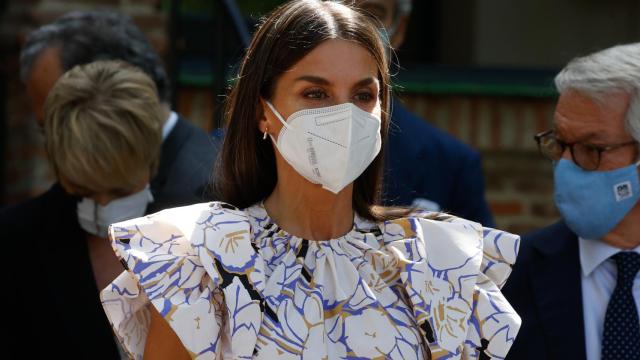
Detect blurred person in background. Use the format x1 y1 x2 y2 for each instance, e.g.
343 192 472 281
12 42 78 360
19 10 217 212
5 60 162 358
350 0 495 226
3 10 216 359
503 43 640 360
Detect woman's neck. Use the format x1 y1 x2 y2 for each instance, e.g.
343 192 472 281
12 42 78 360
264 165 354 241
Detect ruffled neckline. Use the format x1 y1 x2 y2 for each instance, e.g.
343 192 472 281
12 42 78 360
245 202 377 243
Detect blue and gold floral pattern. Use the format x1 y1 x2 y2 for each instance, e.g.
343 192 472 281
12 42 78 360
101 202 521 359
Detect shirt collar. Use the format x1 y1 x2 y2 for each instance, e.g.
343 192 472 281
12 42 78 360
162 111 179 140
579 237 640 276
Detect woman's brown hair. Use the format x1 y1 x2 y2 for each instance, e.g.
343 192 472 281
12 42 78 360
214 0 408 221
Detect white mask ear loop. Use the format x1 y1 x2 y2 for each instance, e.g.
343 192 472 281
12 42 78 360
265 101 291 129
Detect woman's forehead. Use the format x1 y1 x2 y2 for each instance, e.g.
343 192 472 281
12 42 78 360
282 39 379 84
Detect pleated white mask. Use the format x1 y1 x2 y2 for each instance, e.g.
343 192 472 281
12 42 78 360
266 101 382 194
77 185 154 237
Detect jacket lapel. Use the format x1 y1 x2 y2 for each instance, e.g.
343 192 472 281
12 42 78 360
530 221 586 359
151 116 191 195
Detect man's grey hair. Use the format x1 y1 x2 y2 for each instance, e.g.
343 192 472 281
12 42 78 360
20 10 170 103
555 43 640 143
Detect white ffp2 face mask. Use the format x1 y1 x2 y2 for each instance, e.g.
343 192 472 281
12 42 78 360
266 101 382 194
77 185 154 237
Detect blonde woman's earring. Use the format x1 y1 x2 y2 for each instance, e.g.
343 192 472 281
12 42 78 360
263 128 268 140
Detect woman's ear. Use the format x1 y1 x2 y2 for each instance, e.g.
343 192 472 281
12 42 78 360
257 98 269 134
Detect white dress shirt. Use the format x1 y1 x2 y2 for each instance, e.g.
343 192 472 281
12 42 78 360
162 111 179 140
579 237 640 360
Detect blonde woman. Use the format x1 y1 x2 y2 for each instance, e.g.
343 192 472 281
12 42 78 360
4 60 163 358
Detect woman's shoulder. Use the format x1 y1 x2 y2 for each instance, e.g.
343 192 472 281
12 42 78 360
110 201 247 238
380 210 519 287
380 210 485 246
109 201 258 276
376 211 521 356
103 201 264 359
382 210 517 244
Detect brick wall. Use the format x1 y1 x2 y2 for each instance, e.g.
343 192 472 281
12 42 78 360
1 0 561 235
399 93 560 234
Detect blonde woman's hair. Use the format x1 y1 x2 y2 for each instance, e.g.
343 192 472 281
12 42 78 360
44 60 163 193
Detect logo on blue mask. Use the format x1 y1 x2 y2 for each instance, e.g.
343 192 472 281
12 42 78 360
554 159 640 240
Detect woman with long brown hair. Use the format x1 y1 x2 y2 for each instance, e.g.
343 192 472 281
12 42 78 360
101 1 521 359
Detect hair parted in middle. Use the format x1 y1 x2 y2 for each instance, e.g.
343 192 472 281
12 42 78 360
44 60 163 193
214 0 408 221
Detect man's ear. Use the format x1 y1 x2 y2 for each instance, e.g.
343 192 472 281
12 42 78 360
391 15 409 49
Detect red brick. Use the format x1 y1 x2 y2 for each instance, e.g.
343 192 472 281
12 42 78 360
490 201 524 216
531 202 559 218
512 178 554 194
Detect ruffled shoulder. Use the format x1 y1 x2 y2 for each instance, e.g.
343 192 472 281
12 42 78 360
100 202 265 359
381 212 521 359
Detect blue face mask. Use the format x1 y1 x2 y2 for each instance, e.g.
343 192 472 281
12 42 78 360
554 158 640 240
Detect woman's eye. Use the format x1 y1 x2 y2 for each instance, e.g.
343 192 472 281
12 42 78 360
354 92 374 102
303 89 328 99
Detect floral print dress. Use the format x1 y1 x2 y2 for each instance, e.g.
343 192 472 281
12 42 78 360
101 202 521 359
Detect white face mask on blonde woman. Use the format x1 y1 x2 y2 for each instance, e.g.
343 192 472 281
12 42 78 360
77 185 154 237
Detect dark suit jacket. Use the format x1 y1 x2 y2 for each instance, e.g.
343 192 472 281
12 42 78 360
501 221 587 360
148 115 219 212
384 100 495 226
3 116 218 359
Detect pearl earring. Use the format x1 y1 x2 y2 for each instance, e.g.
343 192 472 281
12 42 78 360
263 127 268 140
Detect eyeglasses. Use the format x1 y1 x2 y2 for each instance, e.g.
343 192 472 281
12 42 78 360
534 130 638 171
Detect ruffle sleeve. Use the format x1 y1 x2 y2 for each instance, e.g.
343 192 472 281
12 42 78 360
100 202 265 360
382 213 521 359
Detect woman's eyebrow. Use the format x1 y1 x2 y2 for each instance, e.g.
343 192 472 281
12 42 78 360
353 77 377 88
293 75 378 88
294 75 331 85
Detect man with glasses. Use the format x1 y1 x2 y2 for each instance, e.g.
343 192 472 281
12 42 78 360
503 43 640 360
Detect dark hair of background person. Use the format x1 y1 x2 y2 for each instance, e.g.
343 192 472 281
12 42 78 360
213 0 410 222
20 10 171 103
